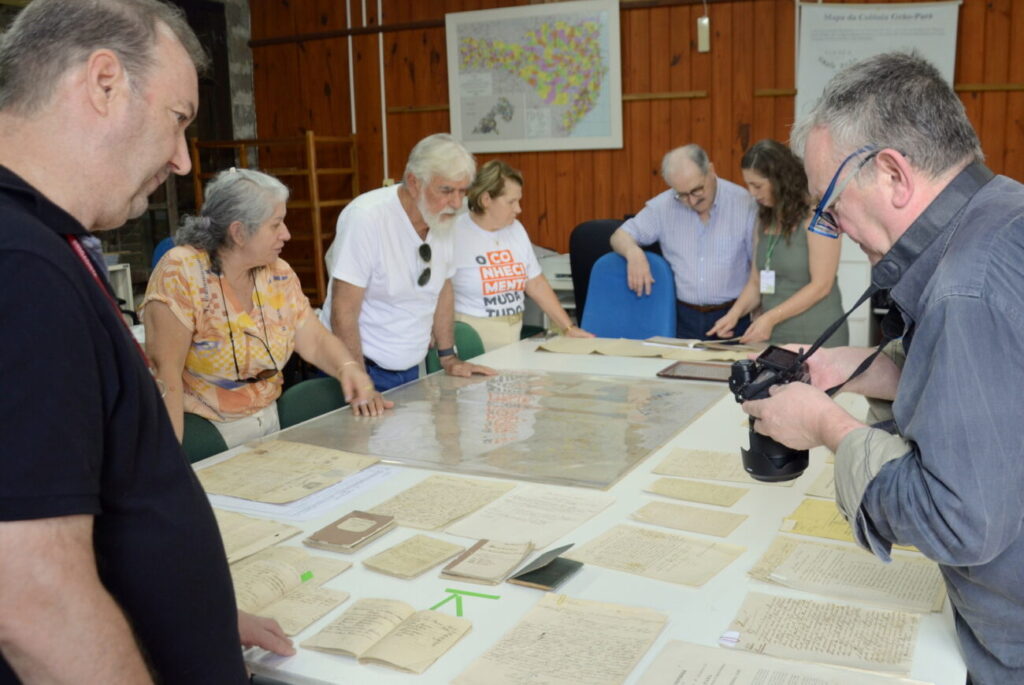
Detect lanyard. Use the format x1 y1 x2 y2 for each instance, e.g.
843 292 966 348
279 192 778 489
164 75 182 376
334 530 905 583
763 230 782 271
65 234 153 369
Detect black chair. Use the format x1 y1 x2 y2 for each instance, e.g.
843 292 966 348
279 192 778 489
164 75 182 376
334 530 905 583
568 218 663 323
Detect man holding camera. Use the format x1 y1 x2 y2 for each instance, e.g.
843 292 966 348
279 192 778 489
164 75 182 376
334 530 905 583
743 52 1024 685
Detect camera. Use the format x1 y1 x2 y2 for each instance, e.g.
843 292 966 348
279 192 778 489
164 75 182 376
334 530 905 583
728 345 811 482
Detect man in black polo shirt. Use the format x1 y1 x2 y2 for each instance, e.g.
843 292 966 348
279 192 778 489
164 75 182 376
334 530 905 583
0 1 292 681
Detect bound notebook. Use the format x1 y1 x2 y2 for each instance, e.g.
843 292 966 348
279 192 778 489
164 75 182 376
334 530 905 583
303 510 396 553
506 543 582 591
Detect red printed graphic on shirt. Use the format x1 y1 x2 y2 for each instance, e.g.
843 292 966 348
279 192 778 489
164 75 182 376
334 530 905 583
478 249 527 316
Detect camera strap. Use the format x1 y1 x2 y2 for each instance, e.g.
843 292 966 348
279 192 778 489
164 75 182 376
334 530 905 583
792 283 902 397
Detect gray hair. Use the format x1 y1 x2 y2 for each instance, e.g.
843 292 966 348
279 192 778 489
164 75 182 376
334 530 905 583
403 133 475 185
0 0 208 114
791 52 982 178
661 143 709 184
175 168 289 272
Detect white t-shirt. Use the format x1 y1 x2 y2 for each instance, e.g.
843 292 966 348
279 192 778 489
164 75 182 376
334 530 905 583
451 213 542 318
320 185 456 370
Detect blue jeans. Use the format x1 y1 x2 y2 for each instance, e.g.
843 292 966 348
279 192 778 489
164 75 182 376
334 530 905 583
365 357 419 392
675 301 750 340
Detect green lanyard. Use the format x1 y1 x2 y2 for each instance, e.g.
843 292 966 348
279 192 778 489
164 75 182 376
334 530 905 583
763 230 782 271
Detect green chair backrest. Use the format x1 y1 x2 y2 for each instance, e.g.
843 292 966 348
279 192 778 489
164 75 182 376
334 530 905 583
425 321 486 373
182 412 228 463
277 376 346 429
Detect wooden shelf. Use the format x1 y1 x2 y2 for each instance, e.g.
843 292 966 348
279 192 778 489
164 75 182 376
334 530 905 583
189 131 359 305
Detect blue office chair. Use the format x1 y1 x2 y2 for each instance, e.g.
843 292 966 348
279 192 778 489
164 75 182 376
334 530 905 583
580 251 676 339
151 236 174 269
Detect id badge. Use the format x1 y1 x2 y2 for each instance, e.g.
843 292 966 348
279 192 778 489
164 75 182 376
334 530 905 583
760 269 776 294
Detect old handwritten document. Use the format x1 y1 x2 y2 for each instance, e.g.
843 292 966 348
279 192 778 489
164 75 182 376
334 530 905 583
302 598 471 674
454 594 666 685
638 640 932 685
197 440 378 503
229 546 350 636
565 524 744 586
782 498 916 551
749 536 945 612
631 500 747 538
362 534 465 579
212 508 300 563
646 476 748 506
721 592 921 673
446 483 614 547
368 474 514 529
654 447 794 486
805 463 836 498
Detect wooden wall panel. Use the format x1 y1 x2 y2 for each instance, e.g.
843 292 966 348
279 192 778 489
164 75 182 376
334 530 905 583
249 0 1024 258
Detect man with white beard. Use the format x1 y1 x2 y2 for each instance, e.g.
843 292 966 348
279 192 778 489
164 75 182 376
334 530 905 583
321 133 495 390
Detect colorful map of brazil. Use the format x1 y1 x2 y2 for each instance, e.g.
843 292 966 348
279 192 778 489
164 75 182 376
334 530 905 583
459 18 607 136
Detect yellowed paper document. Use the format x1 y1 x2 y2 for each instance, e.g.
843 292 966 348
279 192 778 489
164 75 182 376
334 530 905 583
197 440 379 503
440 540 533 585
638 640 932 685
805 464 836 498
445 483 614 547
368 474 515 529
749 537 944 612
565 524 744 586
781 499 915 551
454 593 667 685
647 476 748 507
229 546 351 635
659 347 750 362
212 509 301 563
363 534 465 578
721 592 920 674
654 448 794 486
302 599 471 674
631 500 747 537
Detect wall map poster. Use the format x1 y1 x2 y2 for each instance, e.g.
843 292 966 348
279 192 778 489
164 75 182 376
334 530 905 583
445 0 622 153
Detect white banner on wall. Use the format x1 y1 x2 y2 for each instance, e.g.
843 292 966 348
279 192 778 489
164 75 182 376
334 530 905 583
796 2 961 119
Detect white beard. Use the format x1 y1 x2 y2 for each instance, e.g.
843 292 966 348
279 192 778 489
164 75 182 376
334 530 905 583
418 196 464 238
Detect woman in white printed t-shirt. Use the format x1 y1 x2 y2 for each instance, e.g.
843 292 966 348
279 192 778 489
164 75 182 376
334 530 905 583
452 160 594 351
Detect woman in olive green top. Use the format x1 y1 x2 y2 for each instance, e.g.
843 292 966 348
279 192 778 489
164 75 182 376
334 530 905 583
707 139 848 346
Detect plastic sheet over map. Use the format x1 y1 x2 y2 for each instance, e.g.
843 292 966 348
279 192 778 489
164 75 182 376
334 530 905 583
277 370 726 489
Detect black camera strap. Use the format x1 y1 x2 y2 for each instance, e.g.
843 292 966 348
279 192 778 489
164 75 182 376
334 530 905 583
791 283 901 398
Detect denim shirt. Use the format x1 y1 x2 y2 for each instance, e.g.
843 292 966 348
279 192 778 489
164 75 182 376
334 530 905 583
834 164 1024 684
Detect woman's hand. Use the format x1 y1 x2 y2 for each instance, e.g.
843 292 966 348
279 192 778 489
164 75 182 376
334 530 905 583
340 363 393 416
706 312 740 339
565 325 595 339
740 315 775 344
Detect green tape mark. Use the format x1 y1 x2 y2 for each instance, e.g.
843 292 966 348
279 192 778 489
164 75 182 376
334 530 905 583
300 571 314 583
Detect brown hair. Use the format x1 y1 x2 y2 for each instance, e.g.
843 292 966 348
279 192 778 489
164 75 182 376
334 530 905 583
741 139 810 239
467 159 524 214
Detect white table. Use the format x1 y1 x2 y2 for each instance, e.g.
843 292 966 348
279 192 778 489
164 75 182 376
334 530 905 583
209 339 964 685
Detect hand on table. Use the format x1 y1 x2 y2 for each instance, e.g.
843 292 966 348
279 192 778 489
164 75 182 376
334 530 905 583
340 363 394 416
238 610 295 656
442 358 498 378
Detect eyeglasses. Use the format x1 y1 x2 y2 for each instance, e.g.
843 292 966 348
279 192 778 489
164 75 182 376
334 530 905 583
217 274 280 384
417 242 432 287
807 144 880 239
673 176 707 204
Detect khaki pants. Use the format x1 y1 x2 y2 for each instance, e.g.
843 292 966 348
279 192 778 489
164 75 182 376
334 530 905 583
213 402 281 449
455 312 523 352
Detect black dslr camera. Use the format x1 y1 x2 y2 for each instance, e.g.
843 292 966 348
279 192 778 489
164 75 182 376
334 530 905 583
728 345 811 482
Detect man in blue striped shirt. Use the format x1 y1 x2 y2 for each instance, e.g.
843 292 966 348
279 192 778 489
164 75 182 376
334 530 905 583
610 144 757 340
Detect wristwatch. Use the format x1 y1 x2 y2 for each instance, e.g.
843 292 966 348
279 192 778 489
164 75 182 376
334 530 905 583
437 347 456 358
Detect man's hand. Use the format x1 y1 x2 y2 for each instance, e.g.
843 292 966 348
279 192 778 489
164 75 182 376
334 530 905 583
706 312 740 339
441 356 497 378
238 610 295 656
742 382 863 452
625 251 653 297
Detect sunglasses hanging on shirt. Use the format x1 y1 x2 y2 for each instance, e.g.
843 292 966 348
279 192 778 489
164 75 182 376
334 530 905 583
417 242 432 287
217 272 280 383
